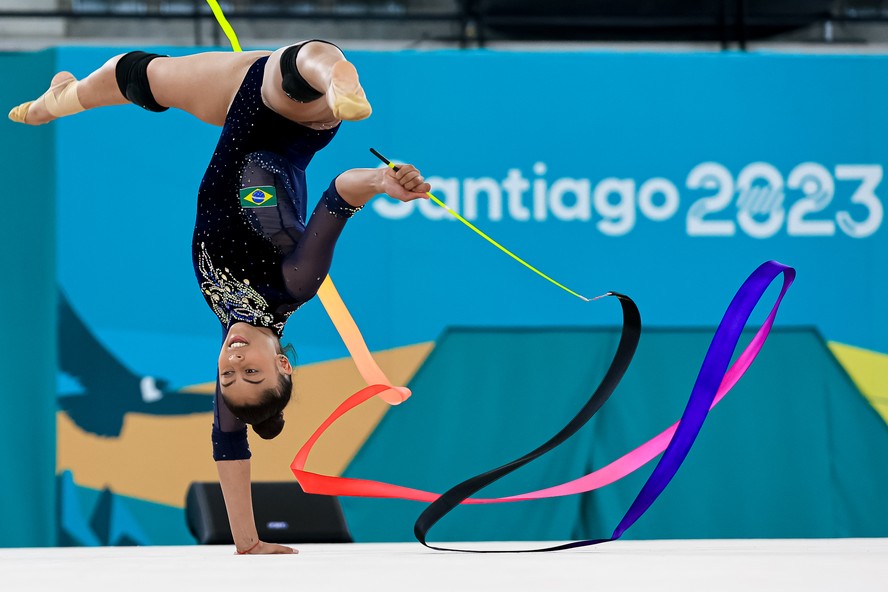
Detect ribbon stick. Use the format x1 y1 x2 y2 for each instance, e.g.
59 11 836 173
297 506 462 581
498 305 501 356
370 148 591 302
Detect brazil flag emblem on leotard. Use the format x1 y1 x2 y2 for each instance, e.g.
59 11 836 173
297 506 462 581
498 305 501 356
239 186 277 208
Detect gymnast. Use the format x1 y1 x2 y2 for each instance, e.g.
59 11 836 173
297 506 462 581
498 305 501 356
9 42 431 554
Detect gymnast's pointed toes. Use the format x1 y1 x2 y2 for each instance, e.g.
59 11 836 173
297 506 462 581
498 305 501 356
8 101 34 124
332 94 372 121
328 60 372 121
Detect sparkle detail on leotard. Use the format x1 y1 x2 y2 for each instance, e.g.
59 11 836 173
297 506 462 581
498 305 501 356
197 241 283 331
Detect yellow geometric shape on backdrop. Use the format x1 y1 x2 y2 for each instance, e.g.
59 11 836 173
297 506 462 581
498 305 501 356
828 341 888 424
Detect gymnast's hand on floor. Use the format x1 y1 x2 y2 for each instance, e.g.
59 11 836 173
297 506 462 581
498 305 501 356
382 164 431 202
239 541 298 555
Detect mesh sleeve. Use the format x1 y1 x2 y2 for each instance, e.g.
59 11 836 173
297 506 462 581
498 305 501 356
281 177 360 304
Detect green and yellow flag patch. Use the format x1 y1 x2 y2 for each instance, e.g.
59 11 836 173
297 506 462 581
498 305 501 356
239 186 277 208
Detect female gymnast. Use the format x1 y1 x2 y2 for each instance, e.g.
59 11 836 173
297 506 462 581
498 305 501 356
9 42 431 554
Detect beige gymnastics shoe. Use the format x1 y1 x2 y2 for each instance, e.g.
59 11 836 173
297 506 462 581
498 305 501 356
7 101 34 124
327 61 372 121
8 72 82 125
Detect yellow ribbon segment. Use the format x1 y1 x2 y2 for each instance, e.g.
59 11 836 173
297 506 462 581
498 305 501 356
206 0 243 52
385 161 591 302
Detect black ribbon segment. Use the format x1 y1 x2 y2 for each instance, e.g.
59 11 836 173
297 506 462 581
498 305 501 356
413 292 641 553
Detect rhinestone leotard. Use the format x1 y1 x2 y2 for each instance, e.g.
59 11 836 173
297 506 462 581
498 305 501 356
193 57 361 458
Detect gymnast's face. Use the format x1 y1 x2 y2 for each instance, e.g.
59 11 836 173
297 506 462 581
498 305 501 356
218 323 292 405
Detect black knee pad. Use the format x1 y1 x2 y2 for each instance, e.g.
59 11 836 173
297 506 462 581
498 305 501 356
280 40 341 103
115 51 169 113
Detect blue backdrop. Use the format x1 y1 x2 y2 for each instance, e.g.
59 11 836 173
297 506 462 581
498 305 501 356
54 48 888 396
3 46 885 546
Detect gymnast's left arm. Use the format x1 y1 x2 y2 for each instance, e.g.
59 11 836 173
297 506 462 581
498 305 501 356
280 165 430 302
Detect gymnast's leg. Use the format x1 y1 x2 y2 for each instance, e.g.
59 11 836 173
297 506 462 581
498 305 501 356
8 50 267 127
9 42 370 128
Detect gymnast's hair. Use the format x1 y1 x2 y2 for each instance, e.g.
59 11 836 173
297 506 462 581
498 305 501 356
221 372 293 440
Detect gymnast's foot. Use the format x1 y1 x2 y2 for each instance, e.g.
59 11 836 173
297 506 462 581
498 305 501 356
8 71 81 125
326 61 372 121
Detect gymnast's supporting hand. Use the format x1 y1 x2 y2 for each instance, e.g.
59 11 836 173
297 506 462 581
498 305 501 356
216 460 297 555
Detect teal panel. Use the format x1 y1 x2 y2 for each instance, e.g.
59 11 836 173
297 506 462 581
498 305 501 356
57 471 101 546
580 328 888 539
0 49 57 548
342 327 888 542
116 494 194 546
57 471 194 546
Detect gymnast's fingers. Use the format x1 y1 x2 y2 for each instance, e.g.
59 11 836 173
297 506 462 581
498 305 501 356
403 190 430 201
393 163 419 181
411 180 431 194
244 541 298 554
394 166 426 191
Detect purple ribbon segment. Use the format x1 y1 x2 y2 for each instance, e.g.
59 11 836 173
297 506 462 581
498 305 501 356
609 260 795 541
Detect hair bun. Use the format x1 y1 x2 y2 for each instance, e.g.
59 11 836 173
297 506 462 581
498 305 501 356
252 413 285 440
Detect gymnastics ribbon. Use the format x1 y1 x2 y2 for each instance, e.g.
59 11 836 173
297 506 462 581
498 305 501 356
205 0 242 52
317 278 411 405
292 262 795 551
415 260 794 551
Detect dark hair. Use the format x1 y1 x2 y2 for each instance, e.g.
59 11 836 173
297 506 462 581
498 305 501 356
221 373 293 440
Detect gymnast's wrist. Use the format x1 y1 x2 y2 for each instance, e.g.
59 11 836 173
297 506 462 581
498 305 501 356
337 168 383 207
236 538 261 554
373 167 386 198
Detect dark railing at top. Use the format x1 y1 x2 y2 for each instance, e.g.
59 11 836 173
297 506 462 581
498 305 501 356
1 1 887 49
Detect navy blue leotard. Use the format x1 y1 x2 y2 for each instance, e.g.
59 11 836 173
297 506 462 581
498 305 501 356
192 56 361 460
